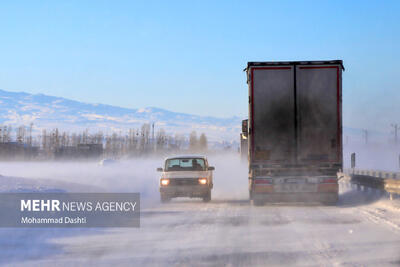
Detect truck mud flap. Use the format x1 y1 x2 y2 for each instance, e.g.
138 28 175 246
252 192 338 206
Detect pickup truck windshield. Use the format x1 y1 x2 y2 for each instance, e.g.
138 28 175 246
165 158 206 171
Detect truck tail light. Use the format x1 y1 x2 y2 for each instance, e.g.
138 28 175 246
254 179 272 185
321 178 337 184
161 179 170 186
198 178 207 185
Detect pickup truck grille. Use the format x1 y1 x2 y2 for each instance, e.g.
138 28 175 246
169 178 199 186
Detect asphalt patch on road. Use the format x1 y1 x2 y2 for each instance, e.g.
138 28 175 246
222 216 250 226
140 210 183 217
302 217 361 225
177 250 310 266
261 218 291 226
198 216 249 227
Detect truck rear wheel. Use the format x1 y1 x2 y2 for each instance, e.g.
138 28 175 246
252 195 264 206
322 201 337 206
160 194 171 203
252 199 264 206
322 194 338 206
202 190 211 202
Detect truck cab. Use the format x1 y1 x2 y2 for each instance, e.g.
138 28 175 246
157 155 215 202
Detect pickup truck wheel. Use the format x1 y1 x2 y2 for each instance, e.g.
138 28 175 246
202 190 211 202
160 194 171 203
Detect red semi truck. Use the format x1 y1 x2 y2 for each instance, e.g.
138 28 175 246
244 60 344 205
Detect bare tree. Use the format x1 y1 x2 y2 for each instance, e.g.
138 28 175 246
28 123 33 146
189 131 198 151
173 133 185 150
0 122 211 159
140 123 151 152
199 133 208 151
3 126 12 142
17 125 26 144
128 129 137 154
156 128 167 152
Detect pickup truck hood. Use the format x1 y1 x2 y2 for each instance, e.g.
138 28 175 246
162 171 210 179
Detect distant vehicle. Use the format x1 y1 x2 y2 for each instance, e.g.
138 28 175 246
245 60 344 205
157 155 215 203
98 158 117 166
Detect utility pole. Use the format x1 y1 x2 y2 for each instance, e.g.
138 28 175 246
362 129 368 144
398 154 400 170
391 124 399 144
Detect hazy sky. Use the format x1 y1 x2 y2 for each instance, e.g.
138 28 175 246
0 0 399 130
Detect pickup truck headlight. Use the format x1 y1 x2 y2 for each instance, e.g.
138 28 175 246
198 178 207 185
160 179 170 186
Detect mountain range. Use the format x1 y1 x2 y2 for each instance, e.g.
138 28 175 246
0 89 242 142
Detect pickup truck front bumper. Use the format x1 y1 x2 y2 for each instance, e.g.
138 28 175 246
160 185 210 198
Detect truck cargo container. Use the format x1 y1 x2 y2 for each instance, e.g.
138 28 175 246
245 60 344 205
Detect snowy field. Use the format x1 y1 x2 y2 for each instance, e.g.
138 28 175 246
0 154 399 266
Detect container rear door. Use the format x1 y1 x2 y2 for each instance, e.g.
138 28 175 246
250 67 295 163
296 65 341 163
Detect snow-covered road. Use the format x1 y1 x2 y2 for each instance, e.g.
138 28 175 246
1 155 400 266
4 187 400 266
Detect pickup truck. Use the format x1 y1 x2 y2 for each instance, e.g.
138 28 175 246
157 155 215 202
